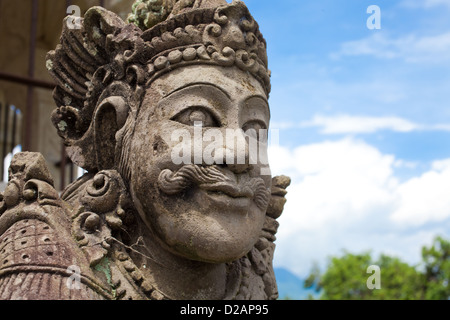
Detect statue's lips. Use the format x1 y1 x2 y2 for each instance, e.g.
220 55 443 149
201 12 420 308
198 182 254 199
197 182 254 210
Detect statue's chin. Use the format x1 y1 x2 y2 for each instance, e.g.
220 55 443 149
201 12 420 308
134 191 265 264
162 230 258 264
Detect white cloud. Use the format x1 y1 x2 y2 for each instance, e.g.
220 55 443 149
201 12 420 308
400 0 450 9
432 158 450 170
394 159 418 170
390 159 450 227
269 138 450 277
300 114 420 134
293 114 450 135
332 32 450 63
425 0 450 8
270 138 398 235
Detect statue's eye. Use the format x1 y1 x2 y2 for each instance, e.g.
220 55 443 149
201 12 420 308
243 120 267 141
172 108 219 127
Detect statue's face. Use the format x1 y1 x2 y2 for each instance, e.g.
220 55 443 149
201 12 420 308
128 65 271 263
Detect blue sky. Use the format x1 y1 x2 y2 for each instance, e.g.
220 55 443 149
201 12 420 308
242 0 450 277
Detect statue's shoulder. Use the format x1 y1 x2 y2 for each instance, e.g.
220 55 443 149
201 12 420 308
0 152 161 300
0 152 110 300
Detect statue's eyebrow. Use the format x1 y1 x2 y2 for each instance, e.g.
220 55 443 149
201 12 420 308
163 82 231 99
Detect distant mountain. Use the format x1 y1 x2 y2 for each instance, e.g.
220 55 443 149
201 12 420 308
274 267 320 300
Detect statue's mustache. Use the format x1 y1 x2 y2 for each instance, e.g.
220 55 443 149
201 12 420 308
157 165 270 211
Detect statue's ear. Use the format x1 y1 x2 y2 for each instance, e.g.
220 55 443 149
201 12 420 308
94 96 129 170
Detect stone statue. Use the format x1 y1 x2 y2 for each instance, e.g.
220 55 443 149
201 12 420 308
0 0 290 300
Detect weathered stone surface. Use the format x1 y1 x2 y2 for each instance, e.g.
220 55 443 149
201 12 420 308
0 0 290 300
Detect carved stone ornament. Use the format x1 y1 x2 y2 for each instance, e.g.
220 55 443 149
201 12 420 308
0 0 290 300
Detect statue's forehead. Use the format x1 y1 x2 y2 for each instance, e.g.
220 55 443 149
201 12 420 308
149 65 267 101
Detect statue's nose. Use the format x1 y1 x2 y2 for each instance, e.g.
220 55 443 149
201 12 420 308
221 130 253 174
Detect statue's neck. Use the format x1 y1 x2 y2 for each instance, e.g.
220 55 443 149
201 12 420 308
122 219 230 300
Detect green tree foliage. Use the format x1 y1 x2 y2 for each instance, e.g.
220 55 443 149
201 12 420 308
305 236 450 300
422 236 450 300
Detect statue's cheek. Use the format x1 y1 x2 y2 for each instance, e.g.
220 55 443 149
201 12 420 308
151 135 170 157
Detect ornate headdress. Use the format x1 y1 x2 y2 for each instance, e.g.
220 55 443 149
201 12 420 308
46 0 270 172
